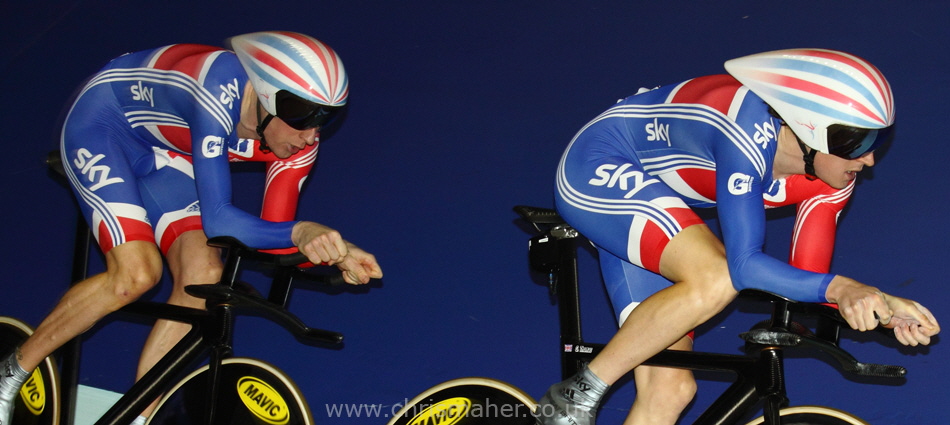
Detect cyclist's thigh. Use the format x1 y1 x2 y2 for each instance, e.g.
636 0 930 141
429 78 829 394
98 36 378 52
554 122 704 273
61 84 156 253
598 249 673 325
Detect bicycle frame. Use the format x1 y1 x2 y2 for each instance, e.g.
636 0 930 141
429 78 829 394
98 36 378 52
57 219 343 425
516 205 905 425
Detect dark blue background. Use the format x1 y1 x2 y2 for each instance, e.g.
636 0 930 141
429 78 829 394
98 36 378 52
2 1 947 424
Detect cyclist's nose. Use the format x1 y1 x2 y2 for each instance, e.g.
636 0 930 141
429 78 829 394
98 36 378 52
300 128 318 145
856 152 876 167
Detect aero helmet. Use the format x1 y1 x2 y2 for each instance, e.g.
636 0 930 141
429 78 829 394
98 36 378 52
227 31 348 133
725 48 894 160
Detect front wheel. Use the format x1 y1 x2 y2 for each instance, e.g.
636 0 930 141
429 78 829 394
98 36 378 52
388 377 537 425
147 357 312 425
0 317 60 425
745 405 868 425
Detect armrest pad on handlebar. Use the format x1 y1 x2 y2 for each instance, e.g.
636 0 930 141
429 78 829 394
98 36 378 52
207 236 310 267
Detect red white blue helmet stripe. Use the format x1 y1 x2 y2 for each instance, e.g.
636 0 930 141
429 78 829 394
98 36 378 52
228 31 348 114
725 49 894 155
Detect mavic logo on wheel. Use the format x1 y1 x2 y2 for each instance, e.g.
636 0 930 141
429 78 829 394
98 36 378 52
237 377 290 425
18 368 45 415
407 397 472 425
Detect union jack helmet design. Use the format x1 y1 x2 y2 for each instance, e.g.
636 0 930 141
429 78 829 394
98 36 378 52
725 49 895 159
227 31 348 116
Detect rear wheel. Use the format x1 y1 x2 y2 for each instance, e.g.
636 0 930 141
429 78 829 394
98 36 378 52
147 357 312 425
388 377 536 425
746 405 868 425
0 317 60 425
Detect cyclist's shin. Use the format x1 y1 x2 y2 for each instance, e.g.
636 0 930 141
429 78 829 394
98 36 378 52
534 366 609 425
0 349 30 425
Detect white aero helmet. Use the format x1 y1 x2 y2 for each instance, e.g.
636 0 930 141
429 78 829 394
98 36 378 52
227 31 348 131
725 48 894 159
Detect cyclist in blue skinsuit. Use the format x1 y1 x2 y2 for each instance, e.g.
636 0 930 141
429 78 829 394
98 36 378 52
0 31 383 425
534 49 940 425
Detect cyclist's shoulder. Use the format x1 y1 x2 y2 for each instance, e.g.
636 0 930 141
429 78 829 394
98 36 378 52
624 75 748 111
105 44 244 87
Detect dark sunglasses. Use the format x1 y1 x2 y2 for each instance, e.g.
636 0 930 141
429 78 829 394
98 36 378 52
274 90 343 131
826 124 894 160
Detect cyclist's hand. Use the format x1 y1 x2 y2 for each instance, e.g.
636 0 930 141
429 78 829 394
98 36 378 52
336 244 383 285
825 276 892 332
292 221 348 266
881 295 939 346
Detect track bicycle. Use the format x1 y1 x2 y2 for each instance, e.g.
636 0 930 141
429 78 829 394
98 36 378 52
511 205 908 425
1 232 353 425
383 204 910 425
0 151 363 425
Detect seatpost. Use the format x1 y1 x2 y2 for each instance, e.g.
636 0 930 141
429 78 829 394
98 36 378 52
549 225 584 378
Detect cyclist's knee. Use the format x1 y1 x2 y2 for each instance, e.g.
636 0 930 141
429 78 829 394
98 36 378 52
105 242 163 305
167 231 223 288
675 270 736 315
660 226 737 311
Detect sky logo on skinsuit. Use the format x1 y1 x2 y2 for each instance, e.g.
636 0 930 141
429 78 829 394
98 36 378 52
73 148 125 191
752 120 776 149
130 81 155 107
645 118 671 146
588 163 658 199
219 78 241 110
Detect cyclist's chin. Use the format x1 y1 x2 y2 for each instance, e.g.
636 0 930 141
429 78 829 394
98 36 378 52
271 146 296 159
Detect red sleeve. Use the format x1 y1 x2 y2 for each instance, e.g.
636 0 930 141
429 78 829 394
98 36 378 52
226 138 319 255
260 144 317 221
785 176 854 273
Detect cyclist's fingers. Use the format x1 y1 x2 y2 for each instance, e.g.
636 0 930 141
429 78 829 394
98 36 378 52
893 326 913 346
839 306 861 331
303 237 349 265
856 302 880 332
300 243 331 264
337 256 370 285
908 325 931 345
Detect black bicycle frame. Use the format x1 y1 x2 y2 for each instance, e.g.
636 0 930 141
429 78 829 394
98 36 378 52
517 204 905 425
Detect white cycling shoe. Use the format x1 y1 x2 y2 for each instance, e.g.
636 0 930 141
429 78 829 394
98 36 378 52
534 366 608 425
0 350 29 425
